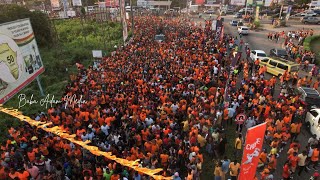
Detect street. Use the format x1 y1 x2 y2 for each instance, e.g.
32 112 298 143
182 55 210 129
192 14 320 179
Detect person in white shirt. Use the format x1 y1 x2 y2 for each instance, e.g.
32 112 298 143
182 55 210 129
231 100 239 111
101 123 110 136
145 116 154 127
297 151 308 176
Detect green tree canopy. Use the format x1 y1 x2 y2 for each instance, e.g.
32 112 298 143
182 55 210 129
0 4 54 47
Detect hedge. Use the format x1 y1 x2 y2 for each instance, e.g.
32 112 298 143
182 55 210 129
303 35 320 51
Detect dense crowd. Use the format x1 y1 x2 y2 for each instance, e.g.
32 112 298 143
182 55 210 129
0 16 319 180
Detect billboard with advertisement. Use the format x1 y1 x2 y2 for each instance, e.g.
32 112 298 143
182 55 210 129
72 0 82 6
230 0 245 5
106 0 119 7
0 19 45 104
50 0 60 9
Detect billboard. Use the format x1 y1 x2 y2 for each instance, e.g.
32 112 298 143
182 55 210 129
92 50 103 58
72 0 82 6
0 19 45 104
230 0 245 5
50 0 60 9
106 0 119 7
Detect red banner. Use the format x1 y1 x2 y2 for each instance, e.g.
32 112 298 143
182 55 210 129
195 0 205 5
239 123 267 180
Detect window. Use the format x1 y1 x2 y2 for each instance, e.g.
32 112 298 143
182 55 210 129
242 28 248 30
310 110 319 118
269 60 277 66
277 63 288 70
261 58 269 63
257 53 266 57
251 51 256 54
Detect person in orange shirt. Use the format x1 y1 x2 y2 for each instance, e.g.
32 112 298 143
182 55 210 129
308 146 319 170
17 168 30 180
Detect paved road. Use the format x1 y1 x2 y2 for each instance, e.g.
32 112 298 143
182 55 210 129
191 15 319 179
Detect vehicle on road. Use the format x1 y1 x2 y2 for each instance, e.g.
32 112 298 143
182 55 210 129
233 12 243 18
205 9 215 14
301 10 317 17
239 7 253 13
305 108 320 139
164 9 175 14
301 16 320 24
230 20 238 26
250 50 267 61
259 57 300 77
269 48 289 59
155 34 165 42
237 26 249 35
297 86 320 109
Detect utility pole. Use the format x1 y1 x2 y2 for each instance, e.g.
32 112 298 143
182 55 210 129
244 0 248 17
130 0 134 37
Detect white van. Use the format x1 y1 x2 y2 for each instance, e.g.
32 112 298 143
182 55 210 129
238 26 249 35
305 108 320 140
239 8 253 13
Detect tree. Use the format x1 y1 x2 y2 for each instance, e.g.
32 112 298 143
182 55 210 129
0 5 54 47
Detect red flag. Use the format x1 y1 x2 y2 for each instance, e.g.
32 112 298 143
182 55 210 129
239 123 267 180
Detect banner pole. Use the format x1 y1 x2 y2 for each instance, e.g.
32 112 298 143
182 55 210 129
36 76 45 97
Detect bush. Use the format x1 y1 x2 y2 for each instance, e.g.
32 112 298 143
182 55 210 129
303 35 320 51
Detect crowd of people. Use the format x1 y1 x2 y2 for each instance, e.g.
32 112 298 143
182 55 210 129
0 15 319 180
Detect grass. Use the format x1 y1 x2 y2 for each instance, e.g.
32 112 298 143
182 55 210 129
200 123 242 179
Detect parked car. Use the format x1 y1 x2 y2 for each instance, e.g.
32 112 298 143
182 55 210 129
269 48 288 59
297 87 320 108
301 11 317 17
237 26 249 35
233 12 242 18
301 16 320 24
230 20 238 26
250 50 267 61
305 108 320 139
313 9 320 15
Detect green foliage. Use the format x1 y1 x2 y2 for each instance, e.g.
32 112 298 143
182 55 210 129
304 35 320 65
0 4 54 47
303 35 320 51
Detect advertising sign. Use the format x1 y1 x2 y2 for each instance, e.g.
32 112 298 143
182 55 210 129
239 123 267 180
264 0 273 6
72 0 82 6
106 0 119 7
92 50 103 58
0 19 45 104
50 0 60 9
211 20 217 31
231 0 245 6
